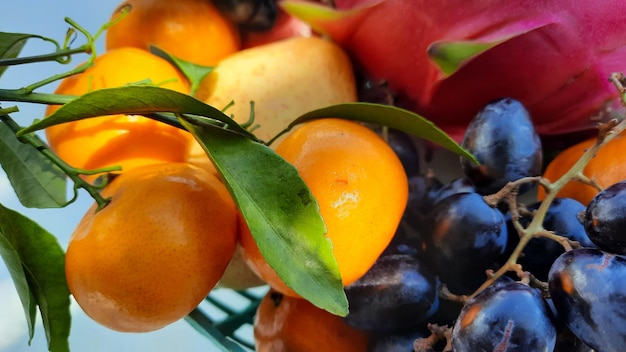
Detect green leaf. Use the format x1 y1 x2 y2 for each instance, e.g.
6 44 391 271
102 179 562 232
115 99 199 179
427 40 500 76
0 32 37 77
0 203 71 352
17 86 254 139
149 45 214 98
0 234 37 342
181 119 348 316
0 115 67 208
278 102 479 164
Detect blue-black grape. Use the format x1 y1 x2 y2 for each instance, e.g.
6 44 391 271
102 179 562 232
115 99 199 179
549 248 626 352
211 0 277 32
343 254 440 332
421 192 508 294
584 180 626 254
505 197 596 280
460 97 542 195
452 281 557 352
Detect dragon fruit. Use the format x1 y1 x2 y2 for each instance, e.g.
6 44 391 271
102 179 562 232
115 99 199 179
282 0 626 145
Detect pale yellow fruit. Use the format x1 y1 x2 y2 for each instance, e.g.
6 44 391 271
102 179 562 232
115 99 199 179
196 36 357 143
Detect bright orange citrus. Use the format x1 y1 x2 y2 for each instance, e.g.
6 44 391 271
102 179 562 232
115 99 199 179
254 289 370 352
105 0 241 66
45 47 193 182
538 132 626 205
240 118 409 296
65 162 238 332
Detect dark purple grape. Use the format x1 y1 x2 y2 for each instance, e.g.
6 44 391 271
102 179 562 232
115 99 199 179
211 0 278 32
554 326 596 352
373 127 421 178
421 192 508 295
430 177 476 205
344 254 440 332
368 328 431 352
401 173 443 232
584 180 626 254
549 248 626 352
460 98 543 195
505 197 596 280
451 281 557 352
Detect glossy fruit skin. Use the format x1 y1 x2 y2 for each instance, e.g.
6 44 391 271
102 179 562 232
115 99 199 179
65 163 238 332
452 281 556 352
460 98 543 195
584 180 626 254
303 0 626 145
506 197 596 280
422 192 508 294
241 118 408 295
403 173 443 229
430 177 476 205
45 48 192 182
548 248 626 352
196 37 357 143
106 0 240 66
254 290 370 352
343 254 440 332
538 132 626 205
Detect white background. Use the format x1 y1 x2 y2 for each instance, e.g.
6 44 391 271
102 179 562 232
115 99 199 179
0 1 236 351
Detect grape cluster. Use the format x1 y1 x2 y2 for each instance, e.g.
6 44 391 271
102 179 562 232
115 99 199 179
350 98 626 351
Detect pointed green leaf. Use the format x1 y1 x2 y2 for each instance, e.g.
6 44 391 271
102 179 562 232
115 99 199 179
0 234 37 342
0 115 67 208
149 45 214 97
277 102 478 164
0 33 36 77
17 86 253 139
428 40 500 76
181 119 348 316
0 203 71 352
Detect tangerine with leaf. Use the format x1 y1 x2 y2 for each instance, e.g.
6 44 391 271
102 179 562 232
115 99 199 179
45 47 193 182
65 162 238 332
240 118 409 296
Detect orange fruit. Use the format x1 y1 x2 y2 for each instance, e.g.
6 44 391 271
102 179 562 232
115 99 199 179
538 133 626 205
240 118 408 296
45 47 193 182
65 162 238 332
254 289 370 352
106 0 241 67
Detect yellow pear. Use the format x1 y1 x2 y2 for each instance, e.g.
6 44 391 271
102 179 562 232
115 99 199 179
196 36 357 144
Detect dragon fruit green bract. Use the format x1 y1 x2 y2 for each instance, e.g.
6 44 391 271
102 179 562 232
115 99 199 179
282 0 626 145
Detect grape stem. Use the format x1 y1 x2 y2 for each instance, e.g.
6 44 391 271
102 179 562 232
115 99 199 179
465 73 626 300
413 324 453 352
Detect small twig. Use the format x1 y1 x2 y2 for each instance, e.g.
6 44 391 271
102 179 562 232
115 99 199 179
482 176 541 208
413 324 453 352
0 110 112 210
439 284 469 304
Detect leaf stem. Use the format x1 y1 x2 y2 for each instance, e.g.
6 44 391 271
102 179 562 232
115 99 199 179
0 110 111 210
0 89 76 105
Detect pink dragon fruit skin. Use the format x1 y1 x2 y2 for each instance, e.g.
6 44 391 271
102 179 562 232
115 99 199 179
283 0 626 145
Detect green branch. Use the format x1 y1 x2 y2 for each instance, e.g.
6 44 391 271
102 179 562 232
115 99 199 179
0 110 112 210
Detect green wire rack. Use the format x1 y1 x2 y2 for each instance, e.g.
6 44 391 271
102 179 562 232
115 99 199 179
185 286 269 351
